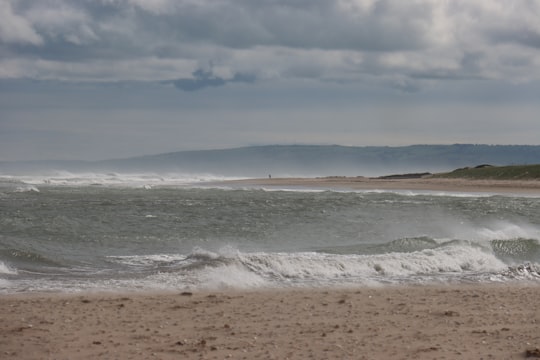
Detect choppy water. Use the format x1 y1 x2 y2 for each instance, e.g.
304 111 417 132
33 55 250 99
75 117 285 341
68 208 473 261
1 173 539 293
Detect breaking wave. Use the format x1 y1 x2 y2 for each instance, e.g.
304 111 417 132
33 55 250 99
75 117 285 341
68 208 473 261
3 239 539 293
0 261 17 275
102 239 539 291
1 171 243 188
14 185 40 193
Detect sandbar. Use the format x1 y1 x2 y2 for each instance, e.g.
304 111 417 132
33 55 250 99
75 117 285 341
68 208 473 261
223 177 540 194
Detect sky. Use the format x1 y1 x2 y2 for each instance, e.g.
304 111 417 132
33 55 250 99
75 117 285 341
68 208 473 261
1 0 540 161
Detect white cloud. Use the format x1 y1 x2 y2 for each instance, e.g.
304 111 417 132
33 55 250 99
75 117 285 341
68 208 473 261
0 0 43 45
1 0 540 88
26 2 98 45
127 0 178 14
0 56 196 81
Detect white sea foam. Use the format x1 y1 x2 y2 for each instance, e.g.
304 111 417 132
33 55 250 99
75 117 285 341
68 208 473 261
260 187 327 193
2 171 244 188
14 185 40 193
2 246 531 293
0 261 17 275
112 244 508 291
445 221 540 245
0 278 12 290
187 245 508 289
475 221 540 241
229 185 513 198
107 254 189 267
104 242 515 290
237 246 506 283
196 263 269 289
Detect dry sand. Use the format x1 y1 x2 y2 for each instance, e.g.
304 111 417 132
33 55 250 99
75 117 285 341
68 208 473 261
223 177 540 194
2 285 540 359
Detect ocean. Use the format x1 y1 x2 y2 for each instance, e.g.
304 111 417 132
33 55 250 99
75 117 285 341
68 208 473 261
1 172 539 293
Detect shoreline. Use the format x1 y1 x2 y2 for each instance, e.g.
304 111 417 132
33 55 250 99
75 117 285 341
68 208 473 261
2 284 539 359
221 176 540 194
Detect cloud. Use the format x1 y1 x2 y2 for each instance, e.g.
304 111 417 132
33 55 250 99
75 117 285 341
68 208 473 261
171 68 255 91
25 2 98 46
172 69 226 91
1 0 540 89
123 0 433 52
0 0 43 45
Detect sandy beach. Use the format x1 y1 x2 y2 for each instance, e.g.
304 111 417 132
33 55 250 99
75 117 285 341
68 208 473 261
223 177 540 194
2 177 539 359
1 285 539 359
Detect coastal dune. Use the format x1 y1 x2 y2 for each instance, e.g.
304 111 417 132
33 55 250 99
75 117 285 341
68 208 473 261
2 285 540 359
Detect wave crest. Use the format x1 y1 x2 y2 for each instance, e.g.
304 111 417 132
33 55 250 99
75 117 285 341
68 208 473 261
0 261 17 275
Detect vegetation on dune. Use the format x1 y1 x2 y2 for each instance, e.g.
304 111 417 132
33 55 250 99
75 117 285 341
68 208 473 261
433 164 540 180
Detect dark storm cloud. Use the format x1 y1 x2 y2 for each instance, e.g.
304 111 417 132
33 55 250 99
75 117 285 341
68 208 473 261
489 28 540 50
172 70 226 92
2 0 432 58
170 69 255 91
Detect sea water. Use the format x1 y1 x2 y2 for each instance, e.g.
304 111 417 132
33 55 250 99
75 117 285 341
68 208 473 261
1 173 539 293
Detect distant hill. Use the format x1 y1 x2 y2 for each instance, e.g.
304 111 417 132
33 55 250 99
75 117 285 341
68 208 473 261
434 164 540 180
97 144 540 176
2 144 540 177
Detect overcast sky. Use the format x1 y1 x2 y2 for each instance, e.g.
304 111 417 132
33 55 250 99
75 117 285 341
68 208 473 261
1 0 540 161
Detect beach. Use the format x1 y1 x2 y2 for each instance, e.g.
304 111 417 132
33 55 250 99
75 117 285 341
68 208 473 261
2 176 540 359
224 176 540 194
2 285 540 359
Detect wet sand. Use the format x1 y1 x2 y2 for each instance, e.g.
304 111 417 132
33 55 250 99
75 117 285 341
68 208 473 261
223 177 540 194
2 285 540 359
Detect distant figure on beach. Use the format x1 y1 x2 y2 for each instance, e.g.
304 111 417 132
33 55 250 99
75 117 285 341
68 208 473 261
268 174 272 179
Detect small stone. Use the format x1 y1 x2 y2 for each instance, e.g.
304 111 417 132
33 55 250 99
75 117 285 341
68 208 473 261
525 348 540 358
444 310 459 317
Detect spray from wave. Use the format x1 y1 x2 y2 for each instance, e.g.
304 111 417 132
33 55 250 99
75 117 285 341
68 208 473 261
0 261 17 275
0 171 244 188
1 183 539 293
100 238 540 292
